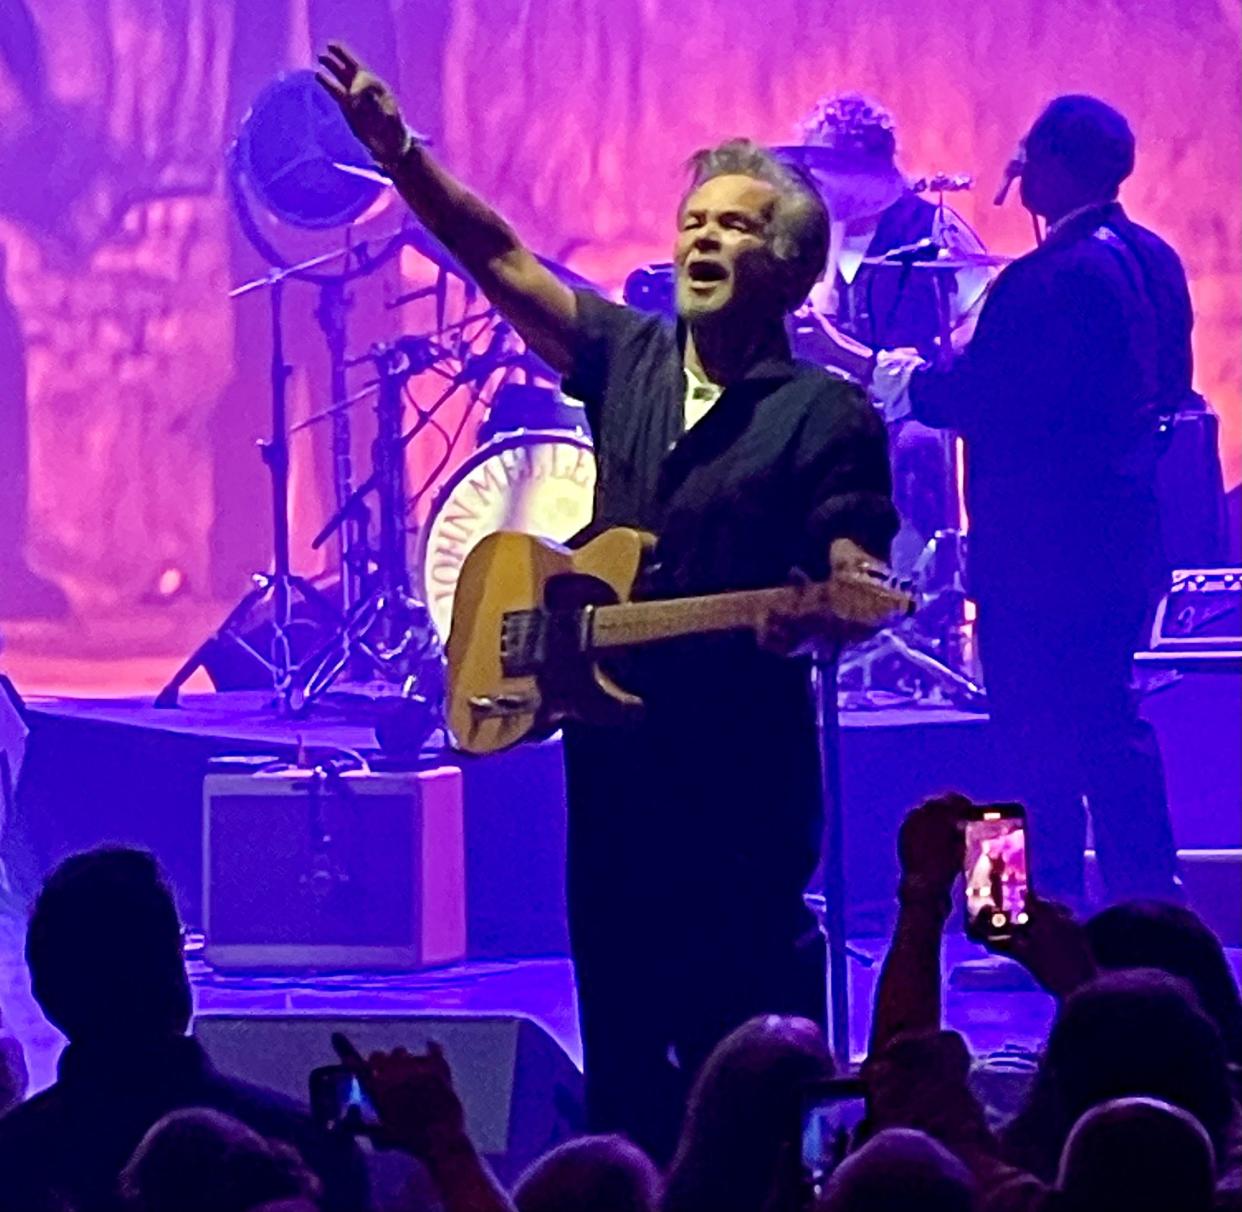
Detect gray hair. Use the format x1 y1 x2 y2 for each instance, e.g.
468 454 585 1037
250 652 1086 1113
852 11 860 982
683 138 830 309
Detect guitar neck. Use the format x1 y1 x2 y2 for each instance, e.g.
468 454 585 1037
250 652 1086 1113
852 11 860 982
588 586 803 651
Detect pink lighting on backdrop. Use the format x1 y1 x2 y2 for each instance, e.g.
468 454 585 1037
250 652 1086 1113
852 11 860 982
0 0 1236 647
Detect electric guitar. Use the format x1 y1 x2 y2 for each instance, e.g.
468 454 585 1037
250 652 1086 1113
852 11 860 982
445 527 914 755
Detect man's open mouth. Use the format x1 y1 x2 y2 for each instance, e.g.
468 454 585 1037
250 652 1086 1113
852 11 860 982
686 261 729 283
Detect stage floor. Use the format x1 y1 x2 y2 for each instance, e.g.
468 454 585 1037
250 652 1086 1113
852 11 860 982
3 909 1238 1100
0 909 1058 1097
3 627 1238 1107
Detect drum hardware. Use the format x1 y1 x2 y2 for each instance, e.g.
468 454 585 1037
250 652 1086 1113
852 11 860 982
290 381 381 435
881 188 989 706
155 238 483 714
820 184 999 711
290 340 451 714
623 261 675 315
227 66 483 615
161 70 437 711
308 327 514 553
156 210 423 711
161 67 599 737
865 236 945 264
476 382 588 444
287 337 458 437
156 265 344 710
315 266 364 616
418 430 598 642
909 173 974 193
229 70 430 619
838 624 987 711
837 235 987 712
868 250 1014 270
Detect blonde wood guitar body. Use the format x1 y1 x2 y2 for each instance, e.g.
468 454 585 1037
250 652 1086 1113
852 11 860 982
447 529 650 755
447 527 914 756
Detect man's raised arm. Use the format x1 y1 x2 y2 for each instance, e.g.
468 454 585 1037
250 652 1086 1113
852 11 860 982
317 42 580 375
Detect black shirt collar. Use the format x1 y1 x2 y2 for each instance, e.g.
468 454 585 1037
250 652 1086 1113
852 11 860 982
674 316 798 389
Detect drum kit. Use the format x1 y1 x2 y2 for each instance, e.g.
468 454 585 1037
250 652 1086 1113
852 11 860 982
158 72 1008 728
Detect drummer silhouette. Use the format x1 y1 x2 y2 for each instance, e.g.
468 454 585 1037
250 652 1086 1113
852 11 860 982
783 94 992 574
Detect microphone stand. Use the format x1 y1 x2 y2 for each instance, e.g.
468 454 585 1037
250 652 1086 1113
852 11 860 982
155 275 343 710
811 653 853 1068
155 223 418 712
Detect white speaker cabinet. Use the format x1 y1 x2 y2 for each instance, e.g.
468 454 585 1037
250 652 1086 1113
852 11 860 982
203 764 465 970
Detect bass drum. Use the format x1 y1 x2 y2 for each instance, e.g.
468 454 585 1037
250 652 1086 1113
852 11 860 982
418 430 597 642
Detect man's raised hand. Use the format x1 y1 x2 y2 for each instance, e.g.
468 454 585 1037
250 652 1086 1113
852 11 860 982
897 793 971 904
316 42 409 164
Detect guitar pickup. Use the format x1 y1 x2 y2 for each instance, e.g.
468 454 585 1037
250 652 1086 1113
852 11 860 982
500 610 547 677
469 693 538 719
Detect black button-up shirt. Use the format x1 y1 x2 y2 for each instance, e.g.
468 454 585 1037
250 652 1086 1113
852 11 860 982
557 292 897 894
908 202 1183 601
565 290 898 601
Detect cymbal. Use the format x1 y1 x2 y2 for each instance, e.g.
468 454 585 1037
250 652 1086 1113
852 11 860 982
227 218 467 296
769 144 899 172
865 251 1013 270
229 244 357 297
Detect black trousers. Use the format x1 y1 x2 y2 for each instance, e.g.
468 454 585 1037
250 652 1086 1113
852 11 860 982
561 661 827 1161
976 577 1179 904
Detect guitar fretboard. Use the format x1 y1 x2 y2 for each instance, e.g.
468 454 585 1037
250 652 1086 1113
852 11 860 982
589 585 816 650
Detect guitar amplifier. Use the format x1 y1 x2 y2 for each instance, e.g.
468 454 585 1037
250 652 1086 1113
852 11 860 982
1136 568 1242 674
203 761 466 970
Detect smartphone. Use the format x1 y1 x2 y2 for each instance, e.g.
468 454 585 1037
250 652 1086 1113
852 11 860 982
801 1077 869 1191
963 803 1031 942
310 1064 379 1135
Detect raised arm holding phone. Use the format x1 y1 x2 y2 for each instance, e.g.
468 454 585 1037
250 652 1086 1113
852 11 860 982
326 1032 515 1212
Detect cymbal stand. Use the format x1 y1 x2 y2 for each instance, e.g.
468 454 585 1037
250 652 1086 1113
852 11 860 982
156 276 341 709
926 254 982 688
314 266 366 619
290 341 442 713
838 256 987 710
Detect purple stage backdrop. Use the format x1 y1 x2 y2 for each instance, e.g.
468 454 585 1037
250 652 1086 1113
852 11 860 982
0 0 1238 620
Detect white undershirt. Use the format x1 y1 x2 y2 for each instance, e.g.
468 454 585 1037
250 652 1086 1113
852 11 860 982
683 364 723 431
835 220 881 286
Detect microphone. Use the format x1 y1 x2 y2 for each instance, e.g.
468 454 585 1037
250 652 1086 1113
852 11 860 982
994 158 1023 206
910 173 974 193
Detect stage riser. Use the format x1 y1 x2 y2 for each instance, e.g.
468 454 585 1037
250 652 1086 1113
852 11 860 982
11 712 570 957
12 672 1237 953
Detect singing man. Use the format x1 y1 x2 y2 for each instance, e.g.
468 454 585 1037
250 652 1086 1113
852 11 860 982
318 43 898 1155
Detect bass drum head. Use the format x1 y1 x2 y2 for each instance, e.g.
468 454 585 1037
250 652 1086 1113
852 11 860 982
418 430 597 642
